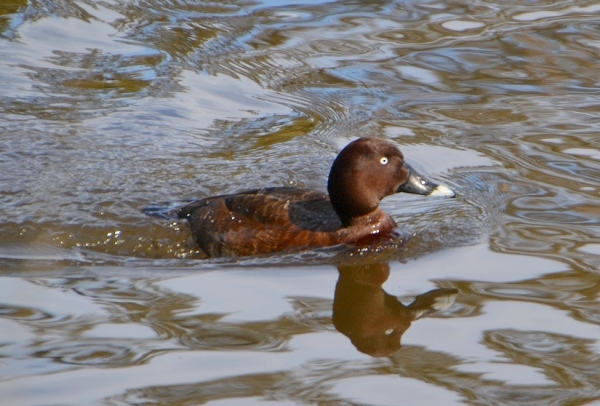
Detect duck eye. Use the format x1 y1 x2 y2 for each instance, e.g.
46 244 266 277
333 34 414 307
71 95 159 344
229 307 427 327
380 157 389 165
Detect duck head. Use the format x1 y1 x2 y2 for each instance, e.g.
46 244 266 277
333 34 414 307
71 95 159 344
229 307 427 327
327 138 455 226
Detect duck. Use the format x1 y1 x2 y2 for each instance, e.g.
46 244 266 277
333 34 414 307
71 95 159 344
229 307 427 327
177 137 455 257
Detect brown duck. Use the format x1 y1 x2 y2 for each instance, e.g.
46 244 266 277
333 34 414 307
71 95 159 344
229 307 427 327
177 137 455 257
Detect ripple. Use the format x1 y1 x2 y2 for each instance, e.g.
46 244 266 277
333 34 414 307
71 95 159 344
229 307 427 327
471 282 580 303
179 327 287 352
513 4 600 22
563 147 600 160
0 304 52 321
487 329 599 368
35 342 139 366
310 39 372 55
441 20 485 32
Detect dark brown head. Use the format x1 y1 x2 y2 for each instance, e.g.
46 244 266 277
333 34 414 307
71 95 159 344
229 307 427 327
327 138 455 226
327 138 410 226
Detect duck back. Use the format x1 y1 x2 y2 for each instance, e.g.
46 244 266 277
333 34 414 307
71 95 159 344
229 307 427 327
177 187 363 257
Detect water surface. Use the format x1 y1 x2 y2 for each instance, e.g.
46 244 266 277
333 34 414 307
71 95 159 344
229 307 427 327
2 0 600 404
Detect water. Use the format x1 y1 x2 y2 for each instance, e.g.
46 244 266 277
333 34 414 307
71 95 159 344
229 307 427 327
2 0 600 404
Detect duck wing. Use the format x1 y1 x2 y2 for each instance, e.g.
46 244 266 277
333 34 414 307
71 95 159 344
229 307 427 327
177 187 343 256
178 187 339 226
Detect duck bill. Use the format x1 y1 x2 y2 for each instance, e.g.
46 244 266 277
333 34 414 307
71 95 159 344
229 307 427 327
397 163 456 197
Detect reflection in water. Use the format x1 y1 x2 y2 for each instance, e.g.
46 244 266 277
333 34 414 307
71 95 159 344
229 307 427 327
3 259 600 405
333 263 457 357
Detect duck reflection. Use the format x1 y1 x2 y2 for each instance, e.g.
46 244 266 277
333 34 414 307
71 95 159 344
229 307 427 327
333 263 458 357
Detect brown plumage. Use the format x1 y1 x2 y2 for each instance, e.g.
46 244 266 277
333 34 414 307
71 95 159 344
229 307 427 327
177 138 455 257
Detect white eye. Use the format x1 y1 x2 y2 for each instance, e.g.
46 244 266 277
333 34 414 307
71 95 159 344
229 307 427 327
380 157 389 165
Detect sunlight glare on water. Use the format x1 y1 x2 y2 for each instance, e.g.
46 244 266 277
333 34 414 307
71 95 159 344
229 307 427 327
2 0 600 404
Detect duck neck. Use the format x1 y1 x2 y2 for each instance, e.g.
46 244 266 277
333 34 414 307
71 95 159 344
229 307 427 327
328 179 380 227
